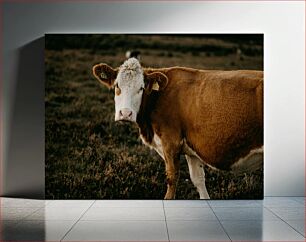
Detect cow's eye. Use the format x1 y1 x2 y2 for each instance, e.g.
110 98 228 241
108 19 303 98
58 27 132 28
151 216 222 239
138 87 144 93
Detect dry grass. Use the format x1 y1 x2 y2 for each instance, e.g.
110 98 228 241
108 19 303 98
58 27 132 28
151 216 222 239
45 34 263 199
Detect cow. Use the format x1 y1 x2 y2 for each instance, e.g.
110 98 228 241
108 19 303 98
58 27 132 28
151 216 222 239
92 58 263 199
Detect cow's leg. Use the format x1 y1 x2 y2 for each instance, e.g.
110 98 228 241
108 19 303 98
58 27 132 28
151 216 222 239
163 150 180 199
160 138 181 200
185 155 210 199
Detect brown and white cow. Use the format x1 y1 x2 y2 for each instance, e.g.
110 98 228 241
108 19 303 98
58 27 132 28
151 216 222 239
92 58 263 199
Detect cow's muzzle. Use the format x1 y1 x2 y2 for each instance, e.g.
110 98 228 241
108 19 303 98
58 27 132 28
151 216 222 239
117 108 133 121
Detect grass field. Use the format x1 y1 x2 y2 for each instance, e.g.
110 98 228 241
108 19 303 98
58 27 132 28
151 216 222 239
45 34 263 199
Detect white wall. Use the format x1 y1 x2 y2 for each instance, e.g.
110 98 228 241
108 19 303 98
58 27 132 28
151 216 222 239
2 1 305 197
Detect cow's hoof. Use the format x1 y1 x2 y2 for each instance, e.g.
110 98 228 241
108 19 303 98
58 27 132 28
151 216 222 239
164 193 175 200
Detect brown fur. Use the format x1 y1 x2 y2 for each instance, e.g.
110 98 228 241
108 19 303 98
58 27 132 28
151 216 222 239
136 67 263 198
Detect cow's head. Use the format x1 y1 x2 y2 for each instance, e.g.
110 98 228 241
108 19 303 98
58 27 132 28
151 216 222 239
93 58 168 122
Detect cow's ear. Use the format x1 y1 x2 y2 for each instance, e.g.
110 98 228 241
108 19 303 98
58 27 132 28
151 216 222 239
144 72 168 94
92 63 118 88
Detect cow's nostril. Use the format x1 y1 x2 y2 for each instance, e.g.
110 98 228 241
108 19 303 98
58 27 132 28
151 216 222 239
119 109 133 120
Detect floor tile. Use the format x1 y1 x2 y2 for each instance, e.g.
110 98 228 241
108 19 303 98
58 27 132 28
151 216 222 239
268 207 305 220
1 220 75 241
292 197 305 206
46 200 94 208
221 220 305 241
92 200 163 208
208 199 263 208
0 207 39 220
264 197 304 207
213 207 279 220
164 200 209 208
81 207 164 221
1 197 304 241
0 198 47 208
165 207 217 221
26 207 88 220
167 220 230 241
62 220 168 241
286 220 305 237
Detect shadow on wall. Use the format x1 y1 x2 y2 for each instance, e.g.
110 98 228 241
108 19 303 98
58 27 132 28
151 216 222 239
1 215 46 240
4 37 45 199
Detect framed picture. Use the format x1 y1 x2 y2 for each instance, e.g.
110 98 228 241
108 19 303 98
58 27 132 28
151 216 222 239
45 34 263 199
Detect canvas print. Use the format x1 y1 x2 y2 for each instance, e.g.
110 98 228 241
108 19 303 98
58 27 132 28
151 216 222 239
45 34 263 199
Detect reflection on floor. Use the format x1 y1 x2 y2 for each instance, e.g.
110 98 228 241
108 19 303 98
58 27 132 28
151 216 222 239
0 197 305 241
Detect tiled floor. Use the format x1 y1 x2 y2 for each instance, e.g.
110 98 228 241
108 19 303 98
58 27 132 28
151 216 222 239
0 197 304 241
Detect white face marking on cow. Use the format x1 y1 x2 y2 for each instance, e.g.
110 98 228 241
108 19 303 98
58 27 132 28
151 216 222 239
114 58 145 122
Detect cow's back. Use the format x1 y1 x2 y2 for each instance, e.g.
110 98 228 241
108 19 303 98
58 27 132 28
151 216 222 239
151 68 263 170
